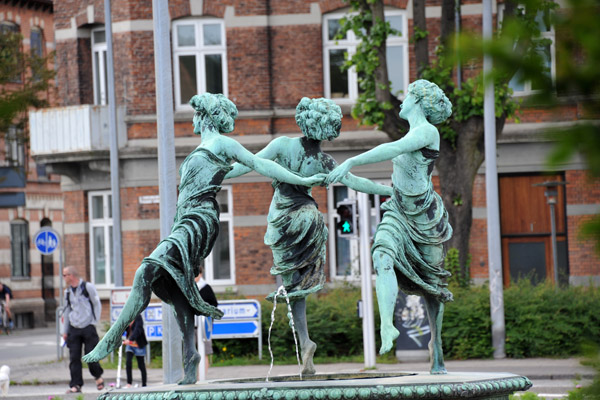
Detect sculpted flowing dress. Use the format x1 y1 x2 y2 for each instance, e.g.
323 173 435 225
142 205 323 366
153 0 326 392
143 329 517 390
143 147 232 315
265 181 327 303
372 148 453 302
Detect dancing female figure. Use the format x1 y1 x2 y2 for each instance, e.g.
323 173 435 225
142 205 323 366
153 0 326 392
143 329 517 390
83 93 323 384
326 80 453 374
226 97 391 374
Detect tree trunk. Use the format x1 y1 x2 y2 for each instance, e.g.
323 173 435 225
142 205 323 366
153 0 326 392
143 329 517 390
413 0 429 77
440 0 457 44
436 117 485 280
370 1 407 138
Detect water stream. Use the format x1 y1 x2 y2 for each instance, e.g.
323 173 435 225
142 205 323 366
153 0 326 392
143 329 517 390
266 285 303 382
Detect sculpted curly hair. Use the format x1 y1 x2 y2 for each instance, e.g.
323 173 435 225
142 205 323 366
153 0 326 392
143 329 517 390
189 93 238 134
407 80 452 124
295 97 342 141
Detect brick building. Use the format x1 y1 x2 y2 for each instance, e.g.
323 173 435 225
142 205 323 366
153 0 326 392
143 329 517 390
0 0 61 328
25 0 600 323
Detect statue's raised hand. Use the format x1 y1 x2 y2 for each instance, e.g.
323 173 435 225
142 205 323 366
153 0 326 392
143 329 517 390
325 160 353 185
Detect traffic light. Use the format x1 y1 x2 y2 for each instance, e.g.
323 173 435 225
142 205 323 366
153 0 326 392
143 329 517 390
336 199 357 238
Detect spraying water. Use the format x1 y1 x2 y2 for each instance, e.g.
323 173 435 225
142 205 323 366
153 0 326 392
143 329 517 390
266 285 303 382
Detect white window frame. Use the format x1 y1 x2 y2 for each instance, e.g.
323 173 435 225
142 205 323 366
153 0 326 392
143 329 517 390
327 181 391 281
498 4 556 95
91 27 108 105
204 186 235 285
172 18 228 111
323 10 409 104
88 190 114 288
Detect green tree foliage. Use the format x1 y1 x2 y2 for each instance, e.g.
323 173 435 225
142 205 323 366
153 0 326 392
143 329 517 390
0 31 55 150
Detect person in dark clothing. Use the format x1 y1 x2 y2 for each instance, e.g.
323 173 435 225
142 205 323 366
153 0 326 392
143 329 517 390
123 314 148 388
0 283 13 329
197 266 217 371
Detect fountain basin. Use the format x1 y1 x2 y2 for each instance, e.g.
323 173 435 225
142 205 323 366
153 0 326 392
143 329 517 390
98 371 532 400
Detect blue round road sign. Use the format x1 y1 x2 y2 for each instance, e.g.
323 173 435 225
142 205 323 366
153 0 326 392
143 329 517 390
34 228 60 255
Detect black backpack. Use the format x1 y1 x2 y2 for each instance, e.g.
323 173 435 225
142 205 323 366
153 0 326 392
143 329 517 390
66 281 96 320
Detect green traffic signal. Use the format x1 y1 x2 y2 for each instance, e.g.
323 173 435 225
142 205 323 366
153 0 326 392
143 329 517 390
342 220 352 233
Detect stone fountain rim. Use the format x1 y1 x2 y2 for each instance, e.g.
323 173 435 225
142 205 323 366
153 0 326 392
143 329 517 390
99 371 533 400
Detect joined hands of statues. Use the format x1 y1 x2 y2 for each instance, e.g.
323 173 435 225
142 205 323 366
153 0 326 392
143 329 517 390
324 160 353 186
305 173 328 187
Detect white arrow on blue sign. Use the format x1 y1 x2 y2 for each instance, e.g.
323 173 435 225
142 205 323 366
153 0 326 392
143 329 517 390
34 228 60 255
213 321 259 338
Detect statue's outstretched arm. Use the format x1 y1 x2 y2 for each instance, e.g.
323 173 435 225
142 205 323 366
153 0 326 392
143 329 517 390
224 137 284 180
222 136 323 187
326 130 432 185
343 173 393 196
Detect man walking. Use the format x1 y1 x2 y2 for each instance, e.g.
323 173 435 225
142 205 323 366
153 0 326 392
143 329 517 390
61 266 104 393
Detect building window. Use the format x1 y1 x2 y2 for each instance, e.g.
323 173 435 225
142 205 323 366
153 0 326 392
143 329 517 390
203 186 235 285
91 28 108 105
172 19 227 110
323 11 408 102
4 125 26 167
89 191 114 287
30 27 43 57
11 219 30 277
498 5 556 94
327 183 391 280
1 22 22 83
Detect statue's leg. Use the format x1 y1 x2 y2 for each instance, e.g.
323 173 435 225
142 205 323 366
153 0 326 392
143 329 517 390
82 263 156 363
171 295 200 385
421 244 447 374
373 250 400 355
423 294 446 374
291 299 316 375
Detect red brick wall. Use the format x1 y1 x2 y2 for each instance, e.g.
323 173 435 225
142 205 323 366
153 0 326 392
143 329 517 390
227 26 271 110
63 191 90 279
233 183 273 216
565 170 600 277
234 226 274 285
271 25 324 108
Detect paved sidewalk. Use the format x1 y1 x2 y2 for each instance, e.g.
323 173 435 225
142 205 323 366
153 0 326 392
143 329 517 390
1 326 595 399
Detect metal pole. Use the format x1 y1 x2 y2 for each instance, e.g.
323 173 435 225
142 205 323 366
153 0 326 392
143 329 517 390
549 202 559 285
152 0 183 384
358 192 376 368
483 0 506 359
197 316 207 381
57 234 64 360
104 0 123 286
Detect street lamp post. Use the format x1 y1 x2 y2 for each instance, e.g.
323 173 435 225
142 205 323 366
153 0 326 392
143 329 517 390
533 181 567 286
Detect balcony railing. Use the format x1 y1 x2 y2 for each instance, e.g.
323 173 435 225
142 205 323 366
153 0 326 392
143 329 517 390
29 105 125 156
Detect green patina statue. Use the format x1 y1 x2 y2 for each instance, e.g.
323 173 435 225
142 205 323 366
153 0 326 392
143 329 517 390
225 97 392 375
82 93 323 384
326 79 454 374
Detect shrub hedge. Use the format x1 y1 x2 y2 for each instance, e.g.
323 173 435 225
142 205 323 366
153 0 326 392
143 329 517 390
212 280 600 362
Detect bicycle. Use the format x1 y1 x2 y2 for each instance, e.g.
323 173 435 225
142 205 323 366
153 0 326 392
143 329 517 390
0 300 12 335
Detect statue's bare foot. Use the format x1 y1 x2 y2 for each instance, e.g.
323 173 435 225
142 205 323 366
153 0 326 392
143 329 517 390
179 352 201 385
429 340 447 374
301 340 317 375
379 325 400 355
430 364 447 375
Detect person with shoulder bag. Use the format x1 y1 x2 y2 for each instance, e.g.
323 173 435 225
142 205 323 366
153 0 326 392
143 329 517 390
61 266 104 393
